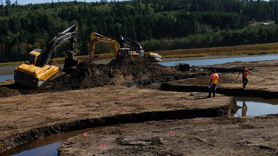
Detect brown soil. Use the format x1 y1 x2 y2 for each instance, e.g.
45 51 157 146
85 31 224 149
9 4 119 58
57 59 278 156
162 60 278 98
1 57 278 156
0 56 201 97
0 85 233 155
59 115 278 156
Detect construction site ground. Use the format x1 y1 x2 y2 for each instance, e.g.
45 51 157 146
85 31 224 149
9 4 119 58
0 56 278 155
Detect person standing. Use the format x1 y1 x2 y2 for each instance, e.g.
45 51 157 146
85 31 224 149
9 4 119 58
236 66 252 89
207 70 219 98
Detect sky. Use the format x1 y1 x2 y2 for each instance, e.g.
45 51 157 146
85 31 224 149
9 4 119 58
9 0 127 5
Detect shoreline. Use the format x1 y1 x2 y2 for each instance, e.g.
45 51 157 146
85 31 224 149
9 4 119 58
1 53 278 76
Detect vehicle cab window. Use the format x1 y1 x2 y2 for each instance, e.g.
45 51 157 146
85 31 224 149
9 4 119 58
25 53 35 64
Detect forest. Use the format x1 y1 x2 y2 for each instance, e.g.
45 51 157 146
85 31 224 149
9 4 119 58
0 0 278 62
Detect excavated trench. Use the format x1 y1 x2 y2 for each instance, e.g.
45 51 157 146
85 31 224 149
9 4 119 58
1 106 230 156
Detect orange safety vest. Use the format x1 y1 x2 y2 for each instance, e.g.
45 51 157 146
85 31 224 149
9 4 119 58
242 68 249 78
211 73 219 84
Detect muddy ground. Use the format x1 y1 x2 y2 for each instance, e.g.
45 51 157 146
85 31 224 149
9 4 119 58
0 85 233 155
59 115 278 156
0 56 202 97
58 59 278 156
0 57 278 155
162 60 278 98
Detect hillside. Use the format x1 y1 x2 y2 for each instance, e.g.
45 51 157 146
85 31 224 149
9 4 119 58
0 0 278 62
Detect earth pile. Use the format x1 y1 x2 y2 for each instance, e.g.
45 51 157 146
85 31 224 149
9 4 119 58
0 56 193 97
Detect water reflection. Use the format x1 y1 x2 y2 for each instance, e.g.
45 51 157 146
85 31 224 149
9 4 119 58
232 97 278 117
242 101 247 117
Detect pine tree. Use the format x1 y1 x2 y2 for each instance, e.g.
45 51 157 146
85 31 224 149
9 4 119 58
5 0 11 6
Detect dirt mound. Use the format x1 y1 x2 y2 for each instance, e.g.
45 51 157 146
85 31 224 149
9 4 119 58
0 56 191 97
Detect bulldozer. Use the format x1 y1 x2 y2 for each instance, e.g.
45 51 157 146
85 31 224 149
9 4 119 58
14 24 79 88
119 35 162 62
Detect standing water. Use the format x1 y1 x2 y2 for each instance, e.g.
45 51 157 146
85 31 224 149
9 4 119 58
233 97 278 117
3 128 98 156
0 75 13 82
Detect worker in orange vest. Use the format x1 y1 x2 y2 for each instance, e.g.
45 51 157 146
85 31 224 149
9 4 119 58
236 66 252 89
207 70 219 98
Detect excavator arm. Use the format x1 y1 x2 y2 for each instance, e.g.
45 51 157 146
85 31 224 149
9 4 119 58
38 24 78 67
89 32 120 62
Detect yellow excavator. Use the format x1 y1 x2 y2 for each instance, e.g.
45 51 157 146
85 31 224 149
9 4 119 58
88 32 161 62
119 35 162 62
14 24 78 88
88 32 131 62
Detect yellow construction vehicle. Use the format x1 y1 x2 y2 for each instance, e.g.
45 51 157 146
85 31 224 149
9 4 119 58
88 32 132 62
88 32 161 62
14 24 78 88
119 35 162 62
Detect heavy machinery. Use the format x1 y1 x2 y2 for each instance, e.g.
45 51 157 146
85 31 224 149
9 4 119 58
14 24 78 88
88 32 131 62
119 35 162 62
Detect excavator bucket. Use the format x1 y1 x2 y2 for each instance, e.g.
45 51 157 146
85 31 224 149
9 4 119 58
63 51 79 69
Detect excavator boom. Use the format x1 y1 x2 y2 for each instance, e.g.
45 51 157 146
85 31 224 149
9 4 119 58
89 32 121 62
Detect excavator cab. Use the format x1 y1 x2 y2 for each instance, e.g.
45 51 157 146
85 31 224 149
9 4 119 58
118 48 132 56
25 53 36 65
24 49 43 65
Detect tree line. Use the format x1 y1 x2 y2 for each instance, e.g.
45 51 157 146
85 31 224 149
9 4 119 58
0 0 278 62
